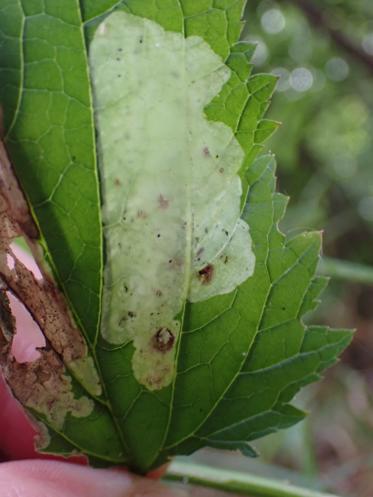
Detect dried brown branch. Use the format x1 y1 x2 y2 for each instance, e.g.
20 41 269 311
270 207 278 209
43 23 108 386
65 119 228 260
0 140 94 434
284 0 373 76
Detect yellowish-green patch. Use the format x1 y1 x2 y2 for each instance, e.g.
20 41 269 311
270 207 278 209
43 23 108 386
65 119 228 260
90 12 255 390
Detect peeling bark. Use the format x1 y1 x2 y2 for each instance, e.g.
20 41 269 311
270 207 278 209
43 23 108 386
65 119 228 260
0 142 86 363
0 290 92 429
0 142 38 241
0 141 99 433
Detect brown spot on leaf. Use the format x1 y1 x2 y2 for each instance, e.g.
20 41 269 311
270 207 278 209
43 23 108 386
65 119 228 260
203 146 210 157
144 364 172 390
114 178 121 186
137 209 147 219
168 257 183 270
152 327 175 352
198 264 214 284
158 194 169 209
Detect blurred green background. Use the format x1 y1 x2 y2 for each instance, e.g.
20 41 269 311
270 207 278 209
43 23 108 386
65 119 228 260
181 2 373 496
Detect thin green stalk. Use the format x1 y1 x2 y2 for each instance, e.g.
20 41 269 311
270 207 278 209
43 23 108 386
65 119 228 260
164 460 341 497
302 418 318 478
318 257 373 286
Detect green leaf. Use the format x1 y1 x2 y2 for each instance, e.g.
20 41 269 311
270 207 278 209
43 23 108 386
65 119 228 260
0 0 352 474
0 0 102 340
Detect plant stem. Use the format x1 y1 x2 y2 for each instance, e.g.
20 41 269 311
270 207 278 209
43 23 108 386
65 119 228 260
302 418 318 478
164 460 341 497
319 257 373 286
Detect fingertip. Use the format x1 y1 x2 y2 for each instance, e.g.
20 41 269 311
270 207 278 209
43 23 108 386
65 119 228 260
0 374 37 460
0 460 132 497
0 460 188 497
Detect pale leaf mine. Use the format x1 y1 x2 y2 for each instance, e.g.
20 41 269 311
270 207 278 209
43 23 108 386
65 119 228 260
91 12 256 390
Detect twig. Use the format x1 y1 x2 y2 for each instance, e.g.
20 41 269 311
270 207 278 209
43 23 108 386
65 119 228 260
164 460 341 497
283 0 373 76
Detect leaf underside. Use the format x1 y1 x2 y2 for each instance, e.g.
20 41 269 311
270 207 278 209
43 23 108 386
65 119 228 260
0 0 352 473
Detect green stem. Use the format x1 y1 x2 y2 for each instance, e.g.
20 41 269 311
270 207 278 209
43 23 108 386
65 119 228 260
319 257 373 286
164 461 340 497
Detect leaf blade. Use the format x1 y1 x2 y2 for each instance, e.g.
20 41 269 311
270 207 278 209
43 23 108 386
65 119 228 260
0 0 102 341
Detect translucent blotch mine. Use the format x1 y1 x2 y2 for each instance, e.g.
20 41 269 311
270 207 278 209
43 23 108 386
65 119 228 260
90 12 255 390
